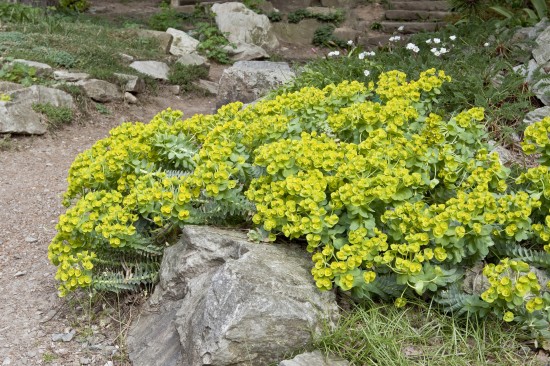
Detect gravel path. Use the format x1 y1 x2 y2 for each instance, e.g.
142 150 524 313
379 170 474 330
0 94 216 365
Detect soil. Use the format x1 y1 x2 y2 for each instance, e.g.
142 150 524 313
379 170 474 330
0 0 324 362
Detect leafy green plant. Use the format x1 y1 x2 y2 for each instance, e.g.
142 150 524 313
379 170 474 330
147 2 185 31
242 0 265 13
313 24 347 47
95 103 110 115
0 134 14 152
168 63 209 93
288 8 345 24
266 11 282 22
491 0 548 25
195 21 234 64
58 0 89 12
0 62 40 86
0 2 42 23
49 67 550 343
32 103 73 128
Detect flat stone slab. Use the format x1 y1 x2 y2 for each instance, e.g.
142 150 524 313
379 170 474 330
130 61 170 81
53 70 90 82
166 28 200 56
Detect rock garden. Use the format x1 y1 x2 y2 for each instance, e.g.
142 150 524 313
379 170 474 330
1 0 550 365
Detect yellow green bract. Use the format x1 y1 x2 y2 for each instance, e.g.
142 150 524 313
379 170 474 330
50 69 550 338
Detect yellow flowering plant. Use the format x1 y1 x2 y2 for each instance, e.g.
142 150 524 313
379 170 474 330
49 69 550 339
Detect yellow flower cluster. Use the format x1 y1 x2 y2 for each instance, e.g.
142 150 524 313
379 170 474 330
481 259 546 319
522 116 550 155
53 251 95 297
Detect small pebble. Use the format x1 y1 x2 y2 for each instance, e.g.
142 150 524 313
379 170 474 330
14 271 27 277
51 329 75 342
80 357 91 365
2 357 11 365
25 237 38 243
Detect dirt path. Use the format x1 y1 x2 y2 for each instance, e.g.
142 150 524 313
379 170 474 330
0 91 217 365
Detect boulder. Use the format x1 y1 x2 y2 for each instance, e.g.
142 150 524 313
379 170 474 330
136 29 174 54
211 2 279 51
10 59 52 77
223 43 270 61
524 106 550 125
53 70 90 82
0 85 74 134
176 53 209 67
114 73 146 94
75 79 122 103
130 61 170 81
166 28 200 56
279 350 350 366
0 81 24 93
216 61 295 107
271 19 321 45
192 79 219 95
124 92 138 104
127 226 339 366
532 78 550 106
533 26 550 65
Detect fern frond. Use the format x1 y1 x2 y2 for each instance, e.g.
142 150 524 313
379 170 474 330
92 261 159 293
363 274 405 300
434 283 491 317
491 242 550 270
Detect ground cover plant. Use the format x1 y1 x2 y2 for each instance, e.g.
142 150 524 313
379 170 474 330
49 62 550 347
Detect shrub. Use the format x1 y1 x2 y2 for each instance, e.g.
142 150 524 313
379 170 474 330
0 62 40 86
148 3 185 31
49 69 550 341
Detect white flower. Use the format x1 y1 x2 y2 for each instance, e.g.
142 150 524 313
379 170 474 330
449 35 456 41
398 25 404 31
347 40 354 46
430 47 437 53
484 42 490 47
440 47 448 54
358 52 366 60
367 51 376 56
389 35 401 42
364 70 371 77
426 39 432 44
327 51 340 57
434 51 441 56
406 43 420 53
433 38 441 44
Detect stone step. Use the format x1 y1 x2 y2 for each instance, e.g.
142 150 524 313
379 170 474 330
385 10 452 20
389 1 450 11
380 21 447 33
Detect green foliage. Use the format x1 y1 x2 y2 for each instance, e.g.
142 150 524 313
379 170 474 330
58 0 89 12
168 63 209 93
147 2 186 31
266 11 282 22
0 62 40 86
451 0 548 23
312 24 347 47
490 0 548 26
288 8 345 24
282 21 536 147
195 21 234 64
32 103 73 128
0 2 42 23
242 0 265 13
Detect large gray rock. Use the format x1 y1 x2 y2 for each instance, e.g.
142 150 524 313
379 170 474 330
532 78 550 106
127 226 339 366
0 85 74 134
166 28 200 56
176 53 209 67
216 61 295 107
0 81 24 93
524 106 550 125
211 2 279 51
533 26 550 65
223 43 270 61
279 350 350 366
271 19 321 45
130 61 170 80
75 79 122 103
